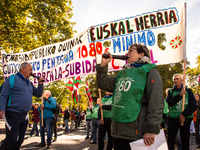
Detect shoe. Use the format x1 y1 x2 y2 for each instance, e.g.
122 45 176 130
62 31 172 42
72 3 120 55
90 137 93 139
35 143 46 147
90 141 97 144
35 134 39 136
85 137 89 139
53 137 57 142
47 143 51 149
63 131 68 134
29 134 33 137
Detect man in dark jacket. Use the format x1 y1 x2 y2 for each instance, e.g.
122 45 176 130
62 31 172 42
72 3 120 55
167 73 196 150
64 106 70 133
0 62 44 150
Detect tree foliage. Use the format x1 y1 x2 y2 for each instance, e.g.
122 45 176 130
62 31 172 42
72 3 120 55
156 62 184 97
0 0 76 54
186 55 200 93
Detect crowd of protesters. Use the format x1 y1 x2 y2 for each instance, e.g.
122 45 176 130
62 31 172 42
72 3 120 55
0 45 200 150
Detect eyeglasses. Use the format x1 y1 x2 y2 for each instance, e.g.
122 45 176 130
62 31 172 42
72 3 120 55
128 48 137 53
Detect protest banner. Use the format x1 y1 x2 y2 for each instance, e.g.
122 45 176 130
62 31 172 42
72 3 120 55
1 3 185 84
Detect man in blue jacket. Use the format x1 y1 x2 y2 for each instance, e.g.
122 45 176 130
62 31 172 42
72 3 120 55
36 90 56 149
0 62 44 150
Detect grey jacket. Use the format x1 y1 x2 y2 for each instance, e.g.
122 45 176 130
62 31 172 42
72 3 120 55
96 64 163 141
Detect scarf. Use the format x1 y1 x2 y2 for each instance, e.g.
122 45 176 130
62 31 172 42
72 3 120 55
122 56 152 70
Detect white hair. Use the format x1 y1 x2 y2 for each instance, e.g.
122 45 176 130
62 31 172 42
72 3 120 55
173 74 183 80
19 62 29 72
44 90 51 96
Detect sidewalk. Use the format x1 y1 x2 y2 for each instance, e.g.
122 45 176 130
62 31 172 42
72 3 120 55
0 119 98 150
0 119 198 150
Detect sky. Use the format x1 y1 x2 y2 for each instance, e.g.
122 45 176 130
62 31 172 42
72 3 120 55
70 0 200 68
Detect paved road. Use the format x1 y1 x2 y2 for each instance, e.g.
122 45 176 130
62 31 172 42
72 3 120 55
0 119 198 150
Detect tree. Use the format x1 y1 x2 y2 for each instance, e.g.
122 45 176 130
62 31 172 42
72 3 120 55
0 0 76 90
186 55 200 93
156 62 184 97
0 0 76 54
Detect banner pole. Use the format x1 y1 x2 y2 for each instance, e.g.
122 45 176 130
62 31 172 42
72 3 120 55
56 87 66 101
181 59 186 112
41 52 44 127
91 26 104 122
181 3 187 126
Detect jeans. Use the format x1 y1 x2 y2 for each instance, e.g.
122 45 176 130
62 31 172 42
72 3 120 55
40 118 53 144
0 111 28 150
86 120 92 138
168 117 192 150
30 122 39 135
65 119 69 132
91 119 99 142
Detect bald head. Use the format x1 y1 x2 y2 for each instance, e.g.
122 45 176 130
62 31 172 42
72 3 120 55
43 90 51 99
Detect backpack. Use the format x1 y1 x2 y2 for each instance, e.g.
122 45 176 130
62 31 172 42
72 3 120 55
0 74 16 106
46 99 59 115
8 74 15 106
53 104 59 114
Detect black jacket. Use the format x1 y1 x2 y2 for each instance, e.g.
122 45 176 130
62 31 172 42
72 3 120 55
64 110 70 120
167 86 196 117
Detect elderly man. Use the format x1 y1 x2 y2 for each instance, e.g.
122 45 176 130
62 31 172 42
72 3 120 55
0 62 44 150
36 90 56 149
64 106 70 134
167 73 196 150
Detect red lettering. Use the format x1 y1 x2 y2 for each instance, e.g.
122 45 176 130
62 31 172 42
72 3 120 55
111 59 120 69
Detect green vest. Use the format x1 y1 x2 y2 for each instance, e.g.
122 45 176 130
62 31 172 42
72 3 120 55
86 109 92 119
163 100 169 116
111 63 156 123
102 96 112 118
169 89 193 118
92 105 99 119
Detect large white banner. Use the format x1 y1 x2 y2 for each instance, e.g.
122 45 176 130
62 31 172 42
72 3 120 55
2 3 185 84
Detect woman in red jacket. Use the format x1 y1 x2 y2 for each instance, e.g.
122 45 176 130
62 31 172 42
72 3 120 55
30 103 40 136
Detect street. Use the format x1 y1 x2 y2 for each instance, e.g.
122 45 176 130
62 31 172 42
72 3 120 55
0 119 198 150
